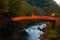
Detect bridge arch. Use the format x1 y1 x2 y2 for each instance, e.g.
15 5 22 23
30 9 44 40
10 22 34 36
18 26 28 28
10 16 60 22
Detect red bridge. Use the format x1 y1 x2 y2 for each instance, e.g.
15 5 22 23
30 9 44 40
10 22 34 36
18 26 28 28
10 16 60 22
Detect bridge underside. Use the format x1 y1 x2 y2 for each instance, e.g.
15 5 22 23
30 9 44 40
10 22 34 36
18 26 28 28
12 19 55 22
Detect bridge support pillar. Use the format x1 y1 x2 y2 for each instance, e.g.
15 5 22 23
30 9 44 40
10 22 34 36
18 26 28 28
45 21 56 30
46 19 60 30
55 20 60 28
45 21 56 36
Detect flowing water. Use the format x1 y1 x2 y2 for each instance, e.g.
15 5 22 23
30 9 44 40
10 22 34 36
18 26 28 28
19 22 46 40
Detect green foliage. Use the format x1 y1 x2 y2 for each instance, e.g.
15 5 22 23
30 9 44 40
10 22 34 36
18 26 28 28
16 1 33 16
3 0 10 13
2 0 60 17
45 29 59 38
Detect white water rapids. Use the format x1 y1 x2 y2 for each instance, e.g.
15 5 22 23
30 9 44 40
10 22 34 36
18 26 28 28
24 22 46 40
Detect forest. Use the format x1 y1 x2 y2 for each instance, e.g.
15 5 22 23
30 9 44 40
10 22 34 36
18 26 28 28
0 0 60 40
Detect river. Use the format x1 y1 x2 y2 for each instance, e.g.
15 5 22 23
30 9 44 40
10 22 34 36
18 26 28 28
19 22 46 40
